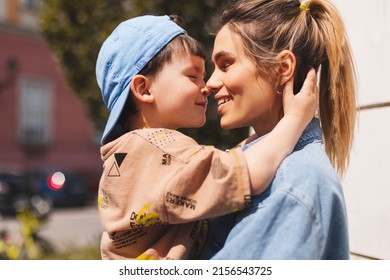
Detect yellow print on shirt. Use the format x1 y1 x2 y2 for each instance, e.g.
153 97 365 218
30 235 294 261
135 203 159 227
97 192 109 212
135 252 156 260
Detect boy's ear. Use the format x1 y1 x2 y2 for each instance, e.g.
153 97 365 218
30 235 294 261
276 50 296 85
130 75 154 103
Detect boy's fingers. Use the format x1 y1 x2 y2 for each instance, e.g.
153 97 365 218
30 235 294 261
283 76 294 96
300 68 316 95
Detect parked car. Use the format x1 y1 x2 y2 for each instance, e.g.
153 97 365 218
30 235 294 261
77 170 101 201
0 171 32 216
23 170 89 208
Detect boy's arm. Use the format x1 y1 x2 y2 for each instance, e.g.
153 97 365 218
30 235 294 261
244 68 318 195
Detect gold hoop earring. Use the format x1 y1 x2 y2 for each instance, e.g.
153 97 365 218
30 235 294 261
276 85 284 95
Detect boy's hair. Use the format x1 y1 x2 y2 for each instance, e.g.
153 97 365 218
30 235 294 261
140 15 206 77
119 20 207 132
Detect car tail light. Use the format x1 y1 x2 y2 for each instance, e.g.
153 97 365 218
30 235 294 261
47 172 66 191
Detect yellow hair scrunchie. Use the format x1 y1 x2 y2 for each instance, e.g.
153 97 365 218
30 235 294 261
300 3 310 11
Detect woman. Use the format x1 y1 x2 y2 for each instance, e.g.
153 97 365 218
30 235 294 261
200 0 357 259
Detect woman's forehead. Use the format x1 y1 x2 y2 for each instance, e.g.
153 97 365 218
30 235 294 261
212 25 246 61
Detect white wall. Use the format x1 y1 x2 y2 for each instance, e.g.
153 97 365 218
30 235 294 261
331 0 390 259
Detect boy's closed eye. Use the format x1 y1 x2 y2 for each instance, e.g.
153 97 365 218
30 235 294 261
187 74 204 82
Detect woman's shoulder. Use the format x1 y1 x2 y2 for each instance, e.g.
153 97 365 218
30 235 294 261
270 141 344 209
282 141 337 179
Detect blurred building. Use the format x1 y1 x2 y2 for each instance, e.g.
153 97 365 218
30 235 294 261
332 0 390 260
0 0 101 183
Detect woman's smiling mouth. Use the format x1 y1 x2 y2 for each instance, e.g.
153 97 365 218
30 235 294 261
217 97 232 106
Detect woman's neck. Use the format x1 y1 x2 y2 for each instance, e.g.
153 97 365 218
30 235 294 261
252 111 283 138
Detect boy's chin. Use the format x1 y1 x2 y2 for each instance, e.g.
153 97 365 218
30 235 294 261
193 118 207 128
181 121 206 129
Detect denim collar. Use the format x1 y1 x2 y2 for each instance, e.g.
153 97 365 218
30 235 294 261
243 118 322 152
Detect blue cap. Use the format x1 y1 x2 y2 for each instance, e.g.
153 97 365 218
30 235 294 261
96 15 186 144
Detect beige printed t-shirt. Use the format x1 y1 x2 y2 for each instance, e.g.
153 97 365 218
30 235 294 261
98 128 251 260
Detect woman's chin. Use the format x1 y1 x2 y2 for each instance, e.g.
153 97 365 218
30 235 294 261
220 119 238 130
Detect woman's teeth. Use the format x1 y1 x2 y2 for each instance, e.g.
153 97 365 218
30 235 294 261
218 97 232 106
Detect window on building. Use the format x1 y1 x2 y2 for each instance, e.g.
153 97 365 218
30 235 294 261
21 0 37 12
19 77 52 146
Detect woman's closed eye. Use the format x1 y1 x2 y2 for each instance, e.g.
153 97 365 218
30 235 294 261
213 50 235 72
221 63 231 71
217 59 233 72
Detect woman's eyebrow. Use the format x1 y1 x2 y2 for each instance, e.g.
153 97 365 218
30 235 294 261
213 51 232 62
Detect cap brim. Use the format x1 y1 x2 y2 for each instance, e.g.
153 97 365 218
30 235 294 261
101 83 131 145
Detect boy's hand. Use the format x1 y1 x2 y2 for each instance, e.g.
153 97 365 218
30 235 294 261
244 68 318 195
282 68 319 124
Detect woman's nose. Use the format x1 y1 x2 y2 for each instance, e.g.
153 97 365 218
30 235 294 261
206 72 223 94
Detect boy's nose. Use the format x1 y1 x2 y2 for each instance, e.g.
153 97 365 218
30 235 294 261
201 87 211 97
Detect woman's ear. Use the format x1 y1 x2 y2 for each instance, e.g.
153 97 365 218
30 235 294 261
277 50 296 85
130 75 154 104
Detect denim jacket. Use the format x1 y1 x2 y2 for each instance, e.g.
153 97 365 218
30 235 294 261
201 118 350 259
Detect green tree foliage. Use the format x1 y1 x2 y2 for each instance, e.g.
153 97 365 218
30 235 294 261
38 0 248 148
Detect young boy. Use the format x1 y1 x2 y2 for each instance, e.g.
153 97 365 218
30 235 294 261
95 15 318 260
